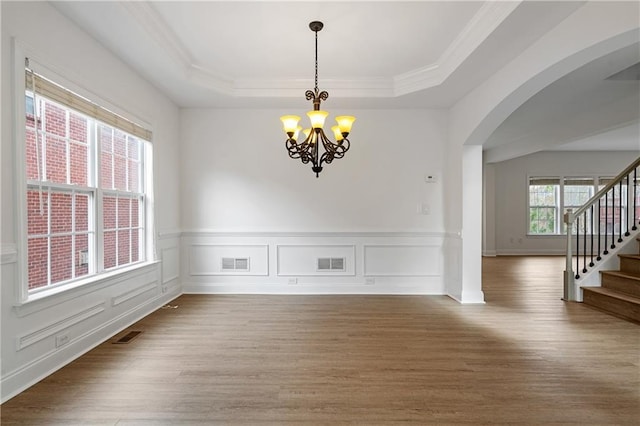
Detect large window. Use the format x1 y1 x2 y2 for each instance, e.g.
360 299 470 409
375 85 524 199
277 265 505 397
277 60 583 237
24 68 151 293
527 175 631 235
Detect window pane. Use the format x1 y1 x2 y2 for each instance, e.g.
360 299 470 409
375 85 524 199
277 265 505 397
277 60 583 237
28 237 48 290
75 193 89 232
44 101 66 138
51 235 72 284
131 198 140 228
69 112 87 143
100 125 113 189
118 230 130 266
27 190 48 236
128 159 139 192
529 185 556 206
103 196 117 230
529 207 556 234
104 231 117 269
75 234 89 278
131 230 139 263
118 197 131 228
128 136 139 160
50 192 73 234
114 155 127 191
45 135 68 184
70 142 88 186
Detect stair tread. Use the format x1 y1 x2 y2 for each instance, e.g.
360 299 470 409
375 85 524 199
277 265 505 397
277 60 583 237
618 254 640 260
601 270 640 281
582 286 640 303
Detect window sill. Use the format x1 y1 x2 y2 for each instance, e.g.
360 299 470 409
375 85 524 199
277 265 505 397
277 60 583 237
14 260 160 318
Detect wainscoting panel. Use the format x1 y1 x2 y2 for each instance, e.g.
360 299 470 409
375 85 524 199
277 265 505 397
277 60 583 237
181 232 449 295
277 245 355 276
189 244 269 276
161 246 179 284
364 245 440 276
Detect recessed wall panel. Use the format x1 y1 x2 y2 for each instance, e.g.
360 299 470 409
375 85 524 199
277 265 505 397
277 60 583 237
189 244 268 276
277 245 355 276
364 245 440 276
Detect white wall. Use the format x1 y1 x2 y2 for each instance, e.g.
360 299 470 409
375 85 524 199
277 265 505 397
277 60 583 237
1 2 181 402
179 108 452 294
487 150 639 255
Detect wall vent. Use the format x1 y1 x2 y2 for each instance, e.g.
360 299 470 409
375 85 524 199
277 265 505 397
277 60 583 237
221 257 250 271
317 257 346 272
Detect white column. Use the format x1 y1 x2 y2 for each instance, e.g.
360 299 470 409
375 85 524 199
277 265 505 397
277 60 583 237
460 145 485 304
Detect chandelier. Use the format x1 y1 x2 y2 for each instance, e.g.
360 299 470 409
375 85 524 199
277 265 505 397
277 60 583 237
280 21 356 178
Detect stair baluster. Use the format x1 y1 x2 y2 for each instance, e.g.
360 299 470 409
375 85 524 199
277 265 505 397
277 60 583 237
597 199 602 261
633 168 638 231
618 180 624 243
582 211 588 274
590 204 595 267
604 192 609 255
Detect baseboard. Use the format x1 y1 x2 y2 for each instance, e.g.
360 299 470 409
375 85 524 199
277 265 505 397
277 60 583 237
183 280 445 295
495 249 565 256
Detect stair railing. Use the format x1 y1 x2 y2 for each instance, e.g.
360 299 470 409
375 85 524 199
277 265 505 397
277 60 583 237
564 156 640 301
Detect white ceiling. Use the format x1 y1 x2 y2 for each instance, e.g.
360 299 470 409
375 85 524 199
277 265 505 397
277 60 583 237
51 1 639 154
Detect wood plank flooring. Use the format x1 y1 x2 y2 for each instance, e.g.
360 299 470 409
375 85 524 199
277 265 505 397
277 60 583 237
2 256 639 425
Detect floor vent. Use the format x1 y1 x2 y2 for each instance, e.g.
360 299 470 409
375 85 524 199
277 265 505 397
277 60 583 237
317 257 346 271
113 330 142 344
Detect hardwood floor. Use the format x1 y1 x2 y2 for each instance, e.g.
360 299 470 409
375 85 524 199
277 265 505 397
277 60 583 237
2 256 638 425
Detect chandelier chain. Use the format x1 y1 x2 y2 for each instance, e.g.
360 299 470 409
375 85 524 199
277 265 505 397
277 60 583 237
314 30 319 93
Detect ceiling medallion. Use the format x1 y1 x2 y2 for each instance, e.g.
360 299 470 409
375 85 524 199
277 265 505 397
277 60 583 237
280 21 356 178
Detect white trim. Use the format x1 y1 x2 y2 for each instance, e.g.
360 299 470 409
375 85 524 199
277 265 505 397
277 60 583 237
158 229 181 240
181 230 450 239
182 281 441 296
1 244 18 264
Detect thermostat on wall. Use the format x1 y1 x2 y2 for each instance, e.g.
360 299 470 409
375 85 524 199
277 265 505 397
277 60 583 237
425 174 438 183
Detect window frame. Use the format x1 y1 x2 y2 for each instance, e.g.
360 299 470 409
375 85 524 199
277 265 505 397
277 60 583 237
14 49 155 303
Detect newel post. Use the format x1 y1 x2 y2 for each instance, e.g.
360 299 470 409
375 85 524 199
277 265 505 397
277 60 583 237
563 209 575 301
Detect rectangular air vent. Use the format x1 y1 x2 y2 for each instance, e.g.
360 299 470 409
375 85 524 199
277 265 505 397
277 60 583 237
113 330 142 344
221 257 250 272
317 257 346 272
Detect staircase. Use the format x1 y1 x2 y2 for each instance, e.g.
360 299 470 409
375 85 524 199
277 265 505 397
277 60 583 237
582 237 640 323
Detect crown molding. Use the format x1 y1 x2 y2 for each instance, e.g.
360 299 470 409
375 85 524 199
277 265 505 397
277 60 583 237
121 1 521 99
394 1 521 96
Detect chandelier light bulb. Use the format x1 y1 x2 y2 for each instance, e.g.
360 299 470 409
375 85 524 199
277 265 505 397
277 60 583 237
335 116 356 135
280 115 301 136
307 110 329 129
